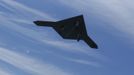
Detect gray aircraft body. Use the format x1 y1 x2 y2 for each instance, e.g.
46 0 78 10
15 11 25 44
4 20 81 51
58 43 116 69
34 15 98 49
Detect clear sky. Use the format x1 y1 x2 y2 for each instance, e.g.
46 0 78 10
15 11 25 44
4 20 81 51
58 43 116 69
0 0 134 75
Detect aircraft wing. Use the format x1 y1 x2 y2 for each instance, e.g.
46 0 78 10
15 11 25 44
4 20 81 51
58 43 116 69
34 21 55 26
83 36 98 49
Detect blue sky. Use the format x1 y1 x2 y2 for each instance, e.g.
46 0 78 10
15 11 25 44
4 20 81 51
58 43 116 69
0 0 134 75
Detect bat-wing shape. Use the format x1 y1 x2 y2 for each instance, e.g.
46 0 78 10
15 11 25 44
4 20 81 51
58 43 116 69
34 15 98 49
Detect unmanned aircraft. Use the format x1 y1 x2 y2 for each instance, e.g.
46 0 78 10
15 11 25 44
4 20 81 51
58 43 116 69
34 15 98 49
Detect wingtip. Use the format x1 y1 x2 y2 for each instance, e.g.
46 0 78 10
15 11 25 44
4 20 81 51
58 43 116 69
92 46 98 49
33 21 42 26
89 43 98 49
33 21 38 25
